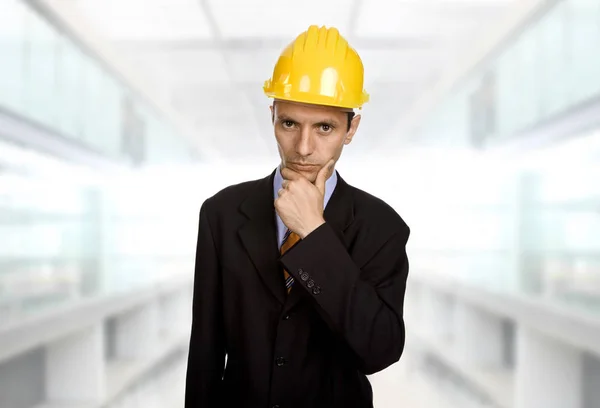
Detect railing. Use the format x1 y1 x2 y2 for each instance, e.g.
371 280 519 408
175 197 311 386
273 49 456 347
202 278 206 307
405 270 600 408
0 275 193 408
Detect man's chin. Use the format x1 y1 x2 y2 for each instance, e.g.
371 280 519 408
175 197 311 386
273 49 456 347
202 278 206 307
297 169 318 182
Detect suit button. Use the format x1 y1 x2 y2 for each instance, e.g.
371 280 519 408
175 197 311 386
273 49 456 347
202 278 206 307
300 272 309 281
276 357 287 367
312 286 321 295
283 314 291 320
307 279 315 288
272 405 280 408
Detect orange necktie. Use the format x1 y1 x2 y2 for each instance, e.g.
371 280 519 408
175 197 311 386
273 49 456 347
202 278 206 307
280 229 301 294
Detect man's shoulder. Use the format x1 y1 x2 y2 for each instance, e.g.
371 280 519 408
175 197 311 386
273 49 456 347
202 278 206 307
347 183 410 235
201 176 266 214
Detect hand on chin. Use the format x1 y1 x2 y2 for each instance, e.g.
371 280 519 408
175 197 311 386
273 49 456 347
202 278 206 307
276 159 333 238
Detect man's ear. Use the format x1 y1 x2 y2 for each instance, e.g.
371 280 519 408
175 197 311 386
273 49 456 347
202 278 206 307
344 114 361 145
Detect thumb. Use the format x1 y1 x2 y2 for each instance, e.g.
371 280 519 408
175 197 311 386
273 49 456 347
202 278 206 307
316 159 335 195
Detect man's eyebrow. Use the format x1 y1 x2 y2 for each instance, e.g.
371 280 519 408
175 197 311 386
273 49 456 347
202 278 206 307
314 118 339 127
276 114 339 126
276 114 297 122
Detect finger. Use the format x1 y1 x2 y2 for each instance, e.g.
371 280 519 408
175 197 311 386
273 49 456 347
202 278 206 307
281 180 290 189
315 159 335 195
281 167 304 181
277 188 286 197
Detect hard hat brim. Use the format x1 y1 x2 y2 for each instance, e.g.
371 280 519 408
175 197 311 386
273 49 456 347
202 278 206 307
270 97 357 113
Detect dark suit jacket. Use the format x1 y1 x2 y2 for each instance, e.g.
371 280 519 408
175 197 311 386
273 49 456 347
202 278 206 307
185 169 410 408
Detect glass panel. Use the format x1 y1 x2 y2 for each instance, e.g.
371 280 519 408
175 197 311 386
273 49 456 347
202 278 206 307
0 0 26 113
495 45 516 137
23 7 59 127
568 0 600 104
544 1 568 117
535 7 554 120
55 35 85 140
411 0 600 314
508 40 526 133
102 76 124 157
517 24 538 129
525 164 600 312
79 53 102 149
0 2 192 163
0 171 89 323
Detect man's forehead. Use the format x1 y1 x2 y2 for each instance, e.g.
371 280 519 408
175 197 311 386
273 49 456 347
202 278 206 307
273 102 352 126
273 99 354 114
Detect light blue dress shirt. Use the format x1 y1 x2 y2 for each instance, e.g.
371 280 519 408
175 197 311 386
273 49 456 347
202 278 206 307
273 165 338 249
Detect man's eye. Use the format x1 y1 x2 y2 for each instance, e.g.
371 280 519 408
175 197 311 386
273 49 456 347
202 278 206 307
283 121 294 128
321 125 332 132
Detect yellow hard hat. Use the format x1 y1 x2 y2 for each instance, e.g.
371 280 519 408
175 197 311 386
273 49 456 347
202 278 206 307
263 25 370 110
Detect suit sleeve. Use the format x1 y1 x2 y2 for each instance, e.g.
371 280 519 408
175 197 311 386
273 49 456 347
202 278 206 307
279 221 409 375
185 199 225 407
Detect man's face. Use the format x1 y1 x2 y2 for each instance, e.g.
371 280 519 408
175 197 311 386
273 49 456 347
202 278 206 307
271 100 361 183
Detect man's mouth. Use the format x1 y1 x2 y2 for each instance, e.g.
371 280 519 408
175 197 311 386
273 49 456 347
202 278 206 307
290 162 318 170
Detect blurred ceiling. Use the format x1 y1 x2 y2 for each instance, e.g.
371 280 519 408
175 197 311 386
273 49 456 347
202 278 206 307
64 0 517 161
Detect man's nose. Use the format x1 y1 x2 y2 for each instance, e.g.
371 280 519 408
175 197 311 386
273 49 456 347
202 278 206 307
295 128 314 156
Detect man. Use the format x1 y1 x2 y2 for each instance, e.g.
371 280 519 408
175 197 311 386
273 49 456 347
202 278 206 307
185 25 410 408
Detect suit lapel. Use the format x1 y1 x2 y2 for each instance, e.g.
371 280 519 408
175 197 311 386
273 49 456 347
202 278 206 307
238 169 286 305
283 171 355 312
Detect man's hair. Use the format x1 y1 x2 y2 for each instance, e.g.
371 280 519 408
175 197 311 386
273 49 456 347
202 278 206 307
272 101 355 131
345 112 355 131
